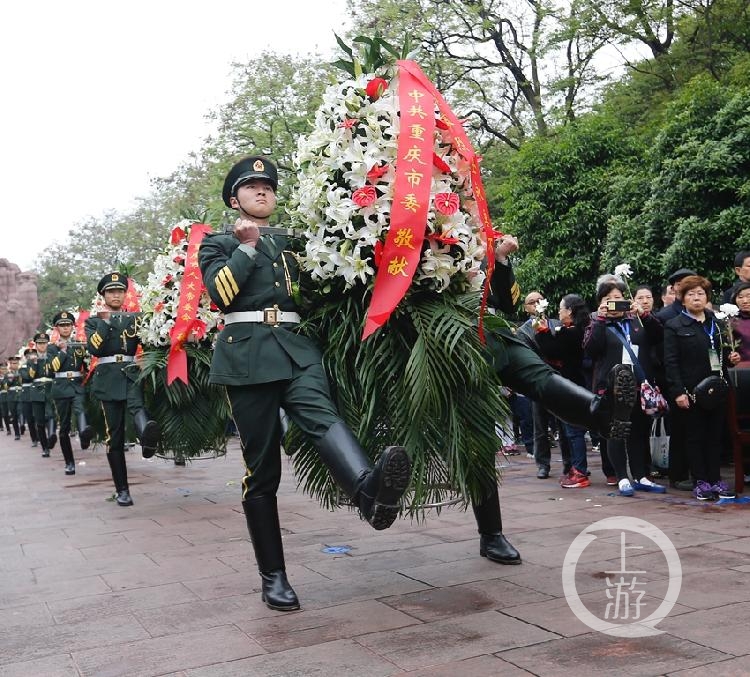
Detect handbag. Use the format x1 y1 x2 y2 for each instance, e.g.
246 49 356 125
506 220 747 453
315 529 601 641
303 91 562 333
690 375 729 410
606 326 668 416
649 417 669 470
639 380 670 417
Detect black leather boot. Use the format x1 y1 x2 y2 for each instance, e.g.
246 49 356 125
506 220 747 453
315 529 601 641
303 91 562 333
537 366 636 440
315 422 411 530
60 436 76 475
134 409 160 459
242 496 299 611
106 451 133 506
472 483 522 565
77 412 94 450
35 419 49 455
46 418 57 450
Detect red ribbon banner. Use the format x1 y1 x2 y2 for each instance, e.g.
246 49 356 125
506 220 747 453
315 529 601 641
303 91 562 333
166 224 213 385
362 64 436 339
397 61 502 343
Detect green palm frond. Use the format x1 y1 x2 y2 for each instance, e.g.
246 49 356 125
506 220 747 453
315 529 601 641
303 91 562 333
289 290 510 519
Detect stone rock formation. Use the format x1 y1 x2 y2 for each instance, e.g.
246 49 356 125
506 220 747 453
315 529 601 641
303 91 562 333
0 259 41 359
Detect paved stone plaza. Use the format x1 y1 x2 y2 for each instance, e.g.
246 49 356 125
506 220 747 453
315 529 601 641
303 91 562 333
1 432 749 676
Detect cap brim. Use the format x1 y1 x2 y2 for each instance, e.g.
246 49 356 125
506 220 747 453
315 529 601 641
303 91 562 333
231 172 276 193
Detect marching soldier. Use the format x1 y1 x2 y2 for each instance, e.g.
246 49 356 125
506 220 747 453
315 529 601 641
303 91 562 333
48 311 95 475
0 362 11 434
85 273 160 506
199 157 411 611
5 355 22 439
29 332 58 457
475 236 637 565
18 348 39 449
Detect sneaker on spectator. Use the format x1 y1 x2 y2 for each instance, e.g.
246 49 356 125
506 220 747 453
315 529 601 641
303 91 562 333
618 479 634 497
711 481 736 499
526 452 535 459
633 477 667 493
606 476 617 486
561 469 590 488
693 480 716 501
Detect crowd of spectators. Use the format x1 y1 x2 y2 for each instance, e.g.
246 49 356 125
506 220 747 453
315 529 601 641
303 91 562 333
506 250 750 501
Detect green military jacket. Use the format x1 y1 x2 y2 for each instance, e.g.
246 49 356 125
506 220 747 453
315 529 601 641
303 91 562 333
4 371 21 403
484 259 527 374
18 365 35 402
0 375 8 405
486 260 520 315
48 343 88 399
198 231 321 386
84 314 141 402
28 351 54 403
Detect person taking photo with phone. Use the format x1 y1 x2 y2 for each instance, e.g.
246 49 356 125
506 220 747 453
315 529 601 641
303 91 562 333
584 275 665 496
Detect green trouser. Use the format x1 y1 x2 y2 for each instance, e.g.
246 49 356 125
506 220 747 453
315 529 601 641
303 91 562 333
485 329 555 400
227 361 341 500
54 391 85 440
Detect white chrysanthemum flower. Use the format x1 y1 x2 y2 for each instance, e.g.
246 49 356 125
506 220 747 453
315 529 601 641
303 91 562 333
614 263 633 279
719 303 740 317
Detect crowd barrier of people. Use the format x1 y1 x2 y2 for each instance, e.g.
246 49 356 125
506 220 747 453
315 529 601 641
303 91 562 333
503 252 750 502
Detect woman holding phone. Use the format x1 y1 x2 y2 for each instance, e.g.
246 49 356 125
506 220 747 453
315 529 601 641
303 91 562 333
584 276 665 496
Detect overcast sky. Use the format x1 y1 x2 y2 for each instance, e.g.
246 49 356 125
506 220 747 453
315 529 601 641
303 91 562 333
0 0 349 271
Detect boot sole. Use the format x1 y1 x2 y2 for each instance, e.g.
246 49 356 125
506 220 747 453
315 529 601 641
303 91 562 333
369 446 411 531
609 366 636 439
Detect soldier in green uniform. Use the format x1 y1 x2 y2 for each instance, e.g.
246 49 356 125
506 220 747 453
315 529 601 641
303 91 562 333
5 355 22 440
473 235 636 565
29 332 58 457
199 157 412 612
18 348 39 448
0 362 11 434
85 273 160 506
48 311 95 475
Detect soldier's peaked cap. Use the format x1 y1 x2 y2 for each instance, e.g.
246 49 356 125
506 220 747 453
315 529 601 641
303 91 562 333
52 311 75 326
222 156 278 207
33 332 49 342
97 272 128 295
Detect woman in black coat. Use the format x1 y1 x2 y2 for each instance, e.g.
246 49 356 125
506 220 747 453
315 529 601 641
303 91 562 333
535 294 591 488
663 275 740 500
584 278 665 496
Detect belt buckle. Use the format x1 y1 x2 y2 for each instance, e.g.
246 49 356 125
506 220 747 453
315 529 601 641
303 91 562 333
66 371 74 378
263 307 279 326
115 355 123 363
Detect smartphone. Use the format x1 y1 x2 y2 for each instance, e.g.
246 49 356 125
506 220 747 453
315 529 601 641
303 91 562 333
607 300 631 312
